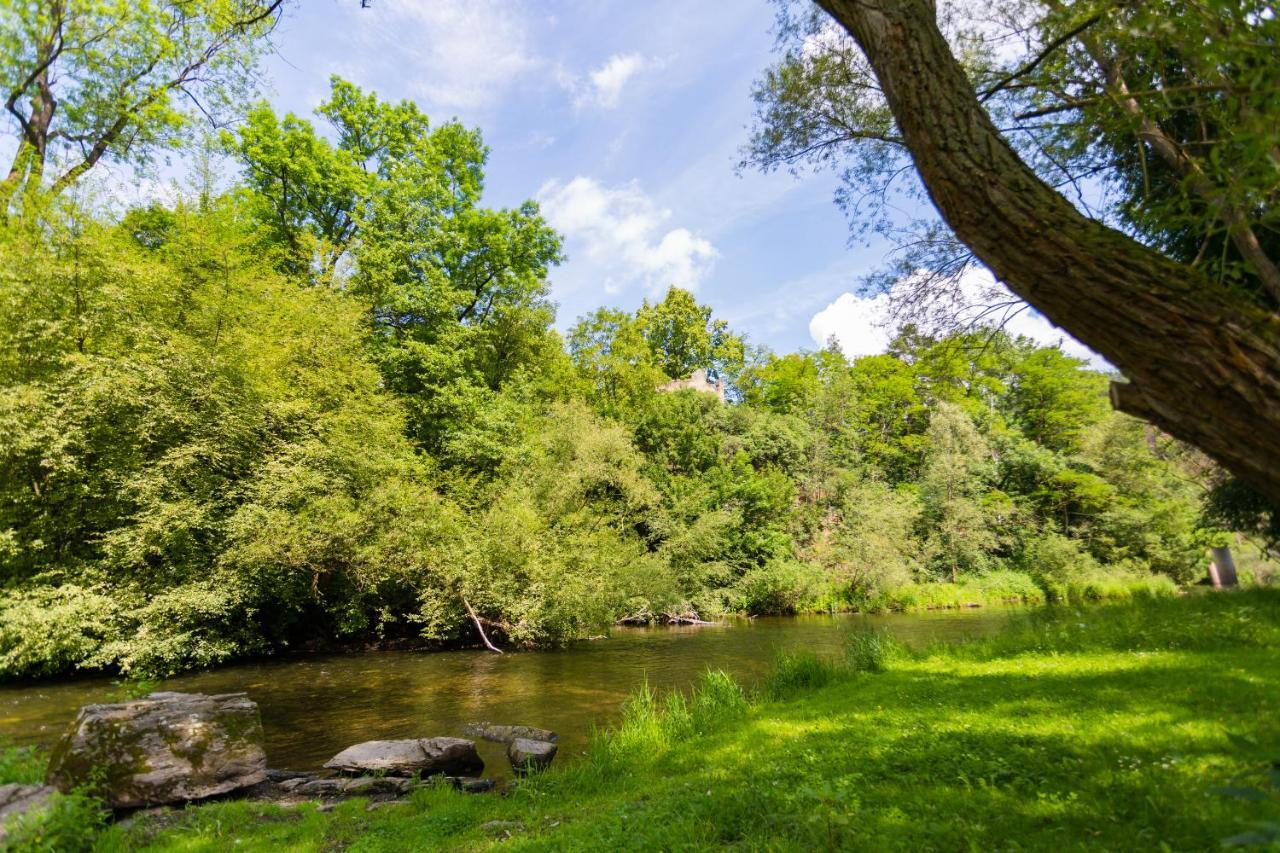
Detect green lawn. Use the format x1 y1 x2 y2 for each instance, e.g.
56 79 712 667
74 591 1280 850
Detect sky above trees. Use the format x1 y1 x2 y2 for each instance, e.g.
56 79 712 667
0 0 1097 362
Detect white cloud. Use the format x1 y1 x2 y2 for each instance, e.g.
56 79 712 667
526 130 557 149
809 290 895 357
538 176 718 295
586 53 651 108
560 52 658 109
810 268 1108 367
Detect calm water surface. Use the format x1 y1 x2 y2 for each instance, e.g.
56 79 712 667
1 610 1017 774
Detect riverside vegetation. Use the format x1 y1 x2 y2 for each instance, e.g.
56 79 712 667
4 2 1280 850
1 73 1269 680
3 2 1275 683
3 590 1278 850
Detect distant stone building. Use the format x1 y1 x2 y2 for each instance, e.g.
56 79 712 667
658 368 724 402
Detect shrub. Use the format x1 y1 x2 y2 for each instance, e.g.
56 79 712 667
0 585 124 678
1019 532 1102 600
735 560 830 615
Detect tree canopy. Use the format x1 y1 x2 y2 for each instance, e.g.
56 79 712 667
748 0 1280 528
1 0 284 212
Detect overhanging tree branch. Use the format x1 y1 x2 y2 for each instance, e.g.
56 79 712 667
816 0 1280 506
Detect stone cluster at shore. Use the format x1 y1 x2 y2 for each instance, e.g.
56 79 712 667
0 691 560 838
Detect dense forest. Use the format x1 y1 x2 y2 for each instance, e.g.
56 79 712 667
0 72 1242 680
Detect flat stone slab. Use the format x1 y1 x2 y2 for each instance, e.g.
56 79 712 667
0 784 56 843
323 737 483 777
462 723 559 744
45 692 267 808
508 738 557 775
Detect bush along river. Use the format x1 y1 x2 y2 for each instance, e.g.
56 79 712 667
2 609 1016 780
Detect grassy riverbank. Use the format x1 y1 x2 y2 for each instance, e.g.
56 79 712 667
10 590 1280 851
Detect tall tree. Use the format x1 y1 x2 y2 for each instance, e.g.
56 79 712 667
228 80 564 455
0 0 283 211
636 286 746 384
805 0 1280 507
919 401 996 580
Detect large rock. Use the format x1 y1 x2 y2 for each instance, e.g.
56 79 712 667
323 738 483 777
45 692 267 808
462 723 559 744
0 784 56 843
507 738 557 775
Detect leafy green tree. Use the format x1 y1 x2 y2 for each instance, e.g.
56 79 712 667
568 306 666 419
227 77 565 452
1004 346 1109 454
918 401 997 579
567 288 744 419
1 0 282 211
636 287 745 384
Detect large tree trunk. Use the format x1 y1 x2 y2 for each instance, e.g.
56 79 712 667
816 0 1280 506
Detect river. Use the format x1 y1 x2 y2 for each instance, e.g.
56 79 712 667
1 609 1018 776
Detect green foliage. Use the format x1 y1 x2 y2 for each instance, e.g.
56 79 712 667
0 741 44 785
1 0 280 209
1 790 105 852
102 591 1280 852
1 53 1260 682
0 198 447 676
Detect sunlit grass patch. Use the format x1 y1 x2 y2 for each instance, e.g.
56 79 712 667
101 590 1280 851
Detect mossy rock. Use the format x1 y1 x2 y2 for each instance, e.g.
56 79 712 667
45 692 267 808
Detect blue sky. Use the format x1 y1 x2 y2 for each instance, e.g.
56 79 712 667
2 0 1096 364
259 0 887 356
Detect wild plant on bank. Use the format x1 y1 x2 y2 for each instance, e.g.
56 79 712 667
844 629 904 673
763 650 844 699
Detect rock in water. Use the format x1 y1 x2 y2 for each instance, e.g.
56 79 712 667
323 738 483 777
45 692 267 808
461 723 559 744
0 784 56 843
507 738 557 775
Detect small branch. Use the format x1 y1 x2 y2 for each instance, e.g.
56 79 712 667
1014 83 1246 121
979 14 1101 103
461 596 503 654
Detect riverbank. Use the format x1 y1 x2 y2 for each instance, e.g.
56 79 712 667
8 589 1278 850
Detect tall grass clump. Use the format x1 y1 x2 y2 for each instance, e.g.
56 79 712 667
844 629 904 673
0 740 44 784
592 669 750 775
864 569 1047 612
1054 571 1178 603
764 650 844 699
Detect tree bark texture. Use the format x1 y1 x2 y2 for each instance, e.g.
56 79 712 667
817 0 1280 506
